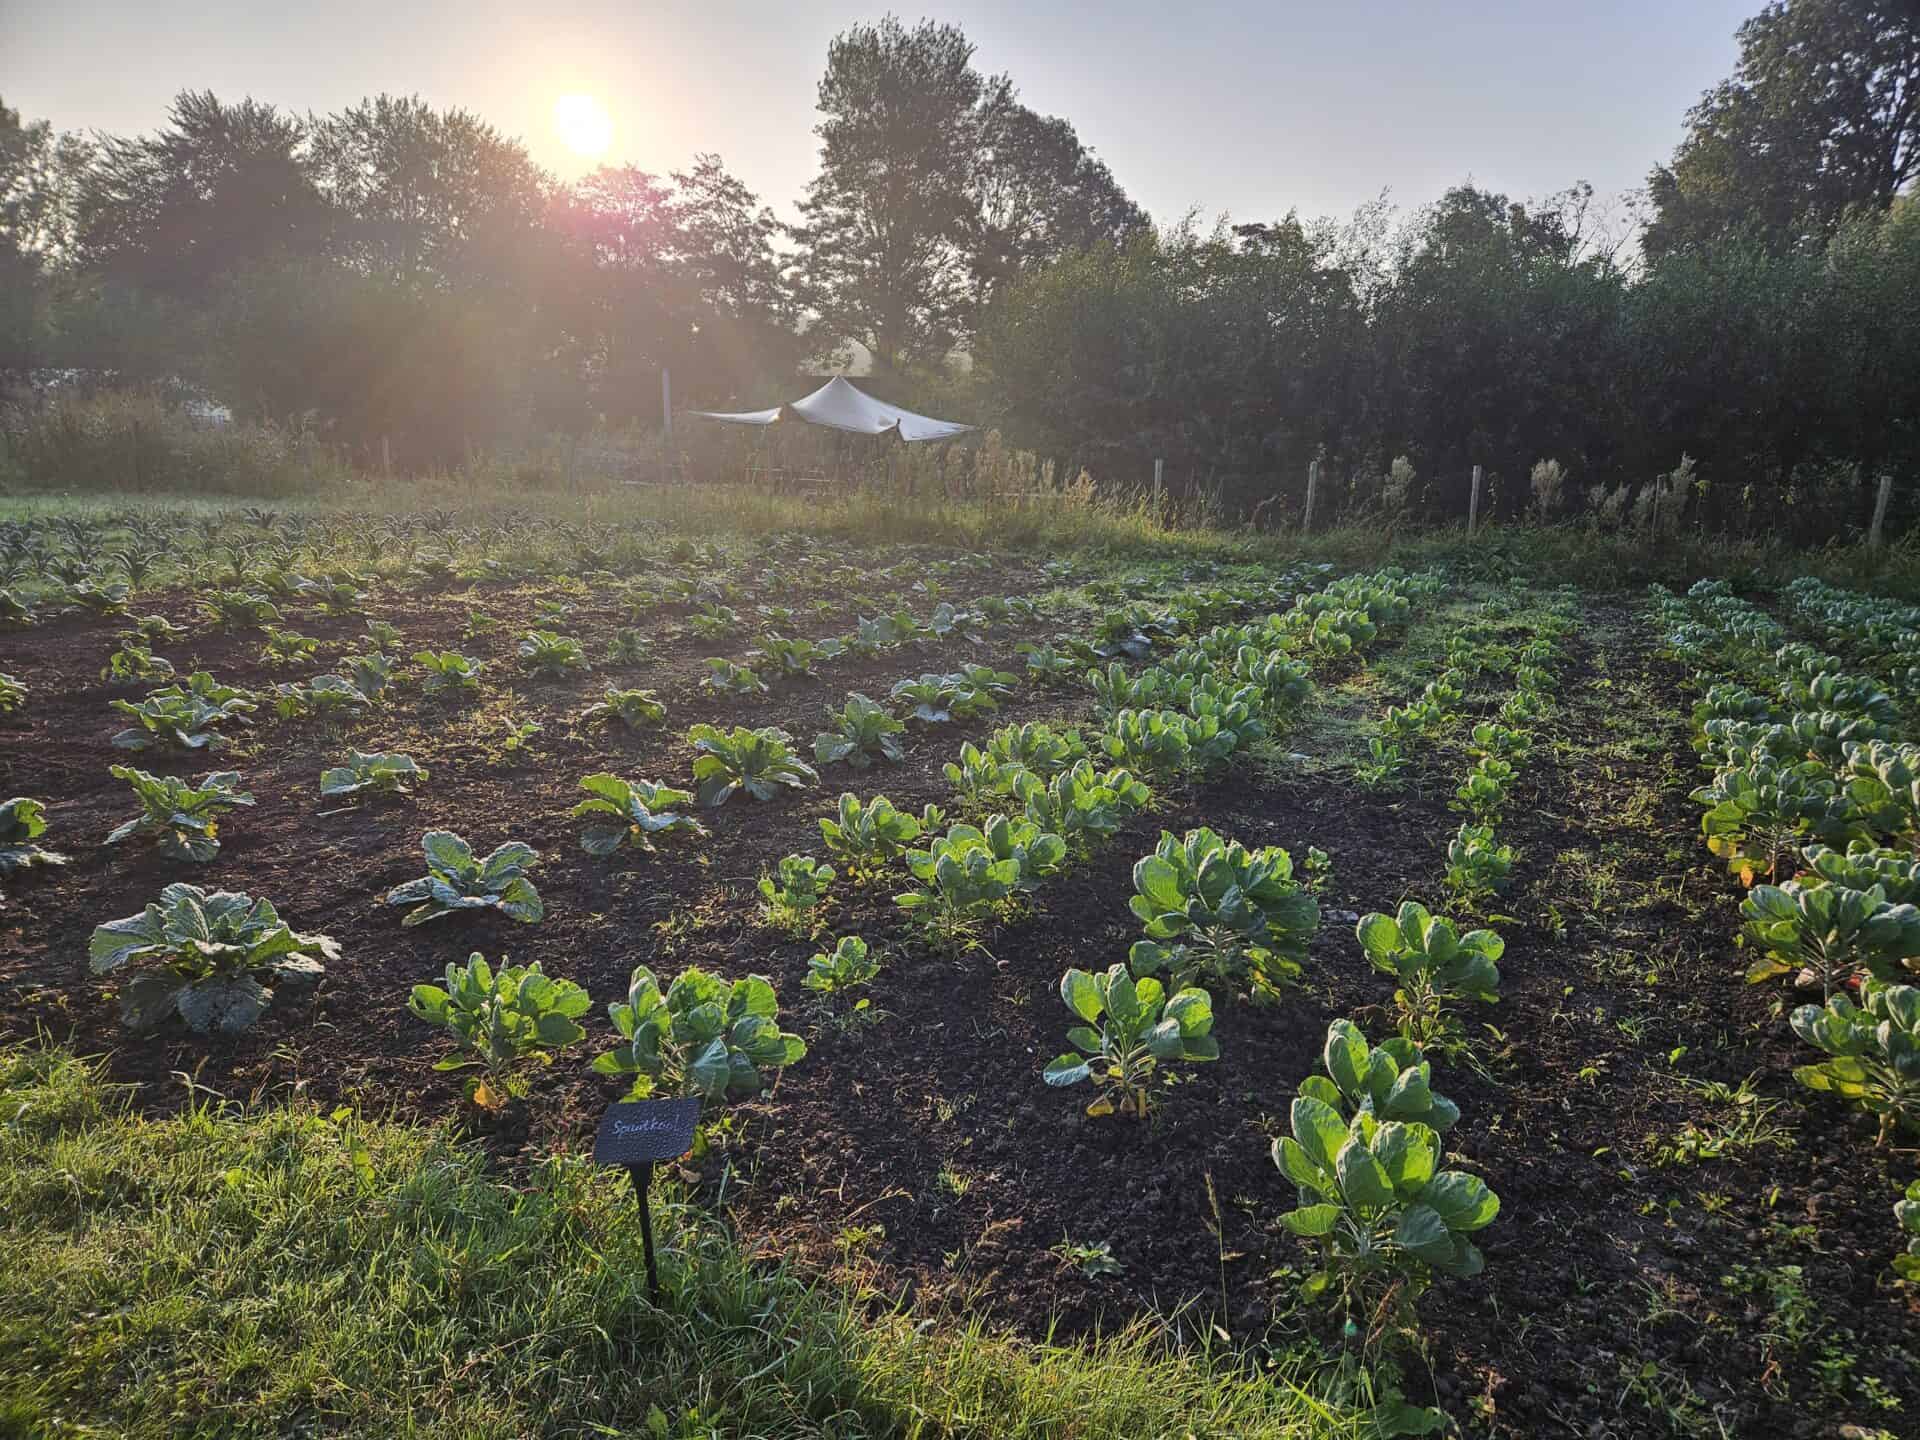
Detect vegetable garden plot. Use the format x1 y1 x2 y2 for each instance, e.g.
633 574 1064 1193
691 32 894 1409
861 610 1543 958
4 510 1920 1439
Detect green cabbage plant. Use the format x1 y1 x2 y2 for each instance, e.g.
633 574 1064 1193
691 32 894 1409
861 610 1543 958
1 797 68 901
1274 1023 1498 1342
89 883 335 1033
385 831 543 926
572 775 705 855
814 693 906 768
106 765 254 862
320 750 426 799
688 724 818 807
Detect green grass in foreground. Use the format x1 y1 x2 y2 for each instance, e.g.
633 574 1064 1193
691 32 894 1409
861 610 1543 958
0 1045 1363 1440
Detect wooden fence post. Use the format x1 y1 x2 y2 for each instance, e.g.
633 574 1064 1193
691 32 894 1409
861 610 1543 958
1870 472 1894 549
381 435 391 478
1303 459 1320 532
1152 458 1164 507
661 369 673 446
1468 464 1483 537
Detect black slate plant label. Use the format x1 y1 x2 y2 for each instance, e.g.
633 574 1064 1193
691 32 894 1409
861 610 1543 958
593 1098 700 1165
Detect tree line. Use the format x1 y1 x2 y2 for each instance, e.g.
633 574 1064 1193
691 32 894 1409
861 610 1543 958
2 1 1917 535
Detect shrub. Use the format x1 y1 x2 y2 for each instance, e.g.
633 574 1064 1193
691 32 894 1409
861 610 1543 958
385 831 543 926
1042 964 1218 1118
407 953 589 1109
89 883 335 1033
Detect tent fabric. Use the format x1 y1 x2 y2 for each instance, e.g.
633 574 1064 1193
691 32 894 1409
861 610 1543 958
692 376 974 443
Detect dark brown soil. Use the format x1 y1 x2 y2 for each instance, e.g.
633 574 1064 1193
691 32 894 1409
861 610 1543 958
3 571 1916 1439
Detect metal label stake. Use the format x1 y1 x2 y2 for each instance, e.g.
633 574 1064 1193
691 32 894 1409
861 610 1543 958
593 1098 700 1304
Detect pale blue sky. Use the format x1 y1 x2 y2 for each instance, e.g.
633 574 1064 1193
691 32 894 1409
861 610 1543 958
3 1 1755 226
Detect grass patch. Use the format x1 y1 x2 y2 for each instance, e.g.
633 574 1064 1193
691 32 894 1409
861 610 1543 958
0 1044 1362 1440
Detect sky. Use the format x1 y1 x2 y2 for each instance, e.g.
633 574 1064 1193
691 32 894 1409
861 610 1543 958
2 0 1757 229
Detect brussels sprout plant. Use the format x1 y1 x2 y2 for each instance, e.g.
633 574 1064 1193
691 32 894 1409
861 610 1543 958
407 953 589 1109
1356 902 1504 1045
592 966 806 1104
1042 964 1219 1117
1789 981 1920 1143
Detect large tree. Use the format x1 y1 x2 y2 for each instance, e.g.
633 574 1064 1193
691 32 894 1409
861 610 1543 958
1645 0 1920 258
793 15 1147 373
0 96 94 370
73 91 324 296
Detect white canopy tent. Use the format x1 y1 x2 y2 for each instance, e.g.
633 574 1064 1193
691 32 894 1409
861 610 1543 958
692 375 974 444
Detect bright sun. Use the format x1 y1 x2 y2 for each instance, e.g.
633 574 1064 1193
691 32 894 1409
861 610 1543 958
553 94 612 159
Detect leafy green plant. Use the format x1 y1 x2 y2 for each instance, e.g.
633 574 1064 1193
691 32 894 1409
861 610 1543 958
1273 1027 1498 1343
688 724 818 807
804 935 880 999
1800 842 1920 905
701 657 769 697
407 953 589 1109
943 743 1027 804
1741 881 1920 996
1443 823 1514 904
105 766 254 862
605 626 651 664
414 649 485 698
1897 1180 1920 1283
102 638 175 684
818 792 930 875
592 966 806 1103
1015 760 1150 849
1127 828 1319 995
1311 1018 1460 1131
1468 723 1532 763
1451 757 1512 821
1017 641 1078 683
1042 964 1218 1117
1356 903 1504 1046
759 853 835 933
1353 736 1408 789
813 693 906 768
385 831 543 926
199 590 281 631
571 775 705 855
364 619 403 650
1691 758 1856 884
261 626 318 666
752 635 839 682
986 721 1087 775
273 675 370 722
110 674 257 751
895 825 1034 945
320 750 426 799
1789 981 1920 1143
519 629 590 679
890 671 1004 725
0 673 26 713
581 686 667 730
340 651 395 701
89 883 335 1034
0 797 68 900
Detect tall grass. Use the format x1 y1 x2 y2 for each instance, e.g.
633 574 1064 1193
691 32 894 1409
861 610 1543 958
0 1044 1359 1440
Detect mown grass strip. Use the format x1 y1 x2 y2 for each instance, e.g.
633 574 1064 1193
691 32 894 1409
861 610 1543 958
0 1045 1362 1440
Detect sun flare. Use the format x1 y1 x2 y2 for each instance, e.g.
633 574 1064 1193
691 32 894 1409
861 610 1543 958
552 93 612 159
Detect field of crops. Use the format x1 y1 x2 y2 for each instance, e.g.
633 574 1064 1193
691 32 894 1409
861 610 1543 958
3 506 1918 1438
